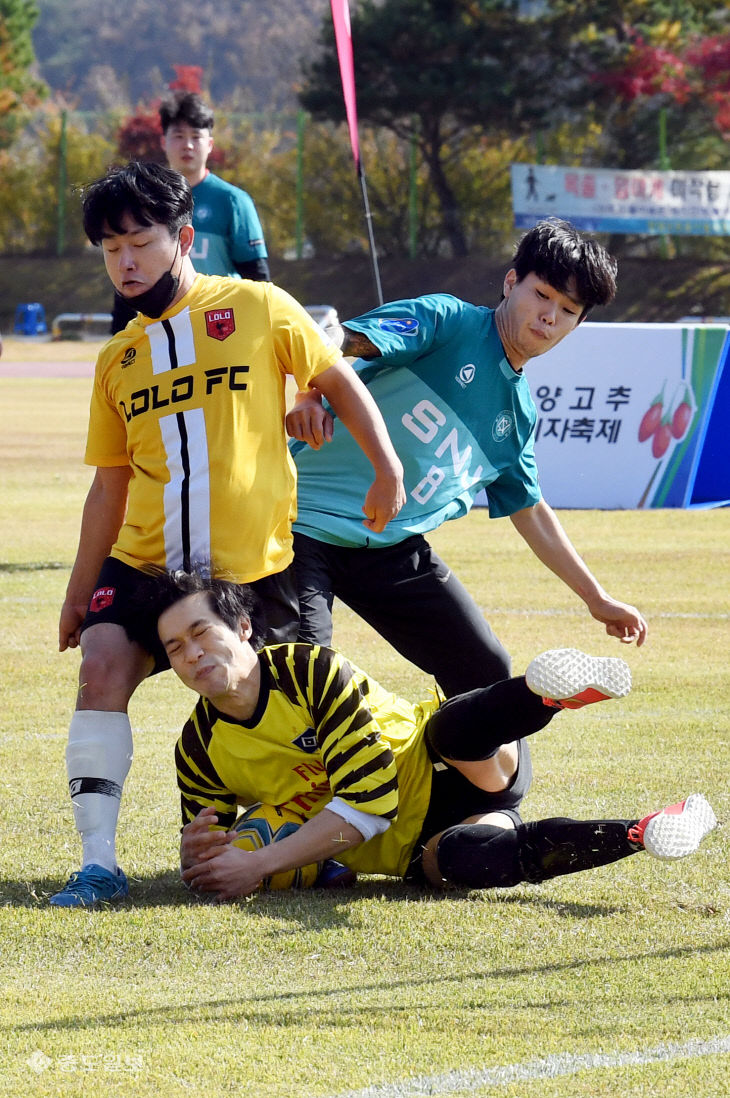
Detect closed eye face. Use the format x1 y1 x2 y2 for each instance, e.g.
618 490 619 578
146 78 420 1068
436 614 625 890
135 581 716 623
99 215 181 295
157 592 257 703
100 218 160 255
496 269 586 369
162 618 210 657
102 235 152 255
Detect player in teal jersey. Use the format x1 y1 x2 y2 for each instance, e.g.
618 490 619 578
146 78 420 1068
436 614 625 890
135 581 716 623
110 91 270 334
181 170 268 279
289 220 648 710
292 293 540 549
159 92 269 282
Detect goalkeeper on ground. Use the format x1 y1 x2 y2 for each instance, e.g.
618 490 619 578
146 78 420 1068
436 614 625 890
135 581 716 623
142 569 715 900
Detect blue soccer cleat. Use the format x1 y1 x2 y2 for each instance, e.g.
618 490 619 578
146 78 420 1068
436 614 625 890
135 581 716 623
50 864 129 908
315 859 357 888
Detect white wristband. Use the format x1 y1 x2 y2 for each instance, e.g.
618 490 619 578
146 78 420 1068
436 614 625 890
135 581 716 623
326 797 391 841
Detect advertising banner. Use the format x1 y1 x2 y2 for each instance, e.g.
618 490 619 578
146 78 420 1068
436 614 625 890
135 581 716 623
526 323 730 509
511 164 730 236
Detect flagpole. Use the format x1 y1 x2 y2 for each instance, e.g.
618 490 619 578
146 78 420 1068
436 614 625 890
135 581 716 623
330 0 384 305
357 160 383 305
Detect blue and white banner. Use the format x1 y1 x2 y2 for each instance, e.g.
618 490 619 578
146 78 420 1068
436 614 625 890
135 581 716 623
531 323 729 509
472 322 730 510
511 164 730 236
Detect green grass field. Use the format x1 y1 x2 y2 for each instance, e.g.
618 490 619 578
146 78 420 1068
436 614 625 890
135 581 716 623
1 365 728 1097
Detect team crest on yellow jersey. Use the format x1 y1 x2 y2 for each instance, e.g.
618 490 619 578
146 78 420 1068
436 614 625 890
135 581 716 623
205 308 236 341
292 728 318 753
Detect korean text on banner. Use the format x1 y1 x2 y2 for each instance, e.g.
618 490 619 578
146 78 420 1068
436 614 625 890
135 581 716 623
511 164 730 236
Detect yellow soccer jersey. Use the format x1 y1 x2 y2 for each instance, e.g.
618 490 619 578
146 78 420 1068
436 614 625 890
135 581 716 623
85 276 341 582
175 644 436 877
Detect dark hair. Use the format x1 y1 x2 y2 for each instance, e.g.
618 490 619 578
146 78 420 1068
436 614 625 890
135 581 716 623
159 91 215 133
82 161 193 245
511 218 617 318
132 566 266 653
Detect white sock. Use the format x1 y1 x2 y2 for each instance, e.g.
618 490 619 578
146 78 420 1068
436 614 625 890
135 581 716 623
66 711 133 873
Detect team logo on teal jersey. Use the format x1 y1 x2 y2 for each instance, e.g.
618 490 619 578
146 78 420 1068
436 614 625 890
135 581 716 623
377 317 419 335
456 363 476 388
492 410 515 442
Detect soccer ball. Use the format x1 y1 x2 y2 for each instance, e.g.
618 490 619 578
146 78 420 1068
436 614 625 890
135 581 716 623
231 803 321 890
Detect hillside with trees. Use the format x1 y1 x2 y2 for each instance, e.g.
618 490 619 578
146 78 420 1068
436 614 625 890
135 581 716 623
31 0 330 113
0 0 46 146
1 0 729 326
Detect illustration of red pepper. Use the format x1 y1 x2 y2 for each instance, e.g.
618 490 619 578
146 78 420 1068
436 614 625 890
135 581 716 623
651 420 672 459
671 399 692 440
638 385 665 442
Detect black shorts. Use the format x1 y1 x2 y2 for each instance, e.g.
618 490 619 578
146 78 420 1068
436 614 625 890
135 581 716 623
293 532 511 697
80 557 300 674
403 737 533 884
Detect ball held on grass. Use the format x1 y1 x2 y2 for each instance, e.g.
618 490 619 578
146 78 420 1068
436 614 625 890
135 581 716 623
232 803 321 890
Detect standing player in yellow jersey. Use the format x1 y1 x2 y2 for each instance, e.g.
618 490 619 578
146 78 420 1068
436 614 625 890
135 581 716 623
148 570 715 899
51 161 404 908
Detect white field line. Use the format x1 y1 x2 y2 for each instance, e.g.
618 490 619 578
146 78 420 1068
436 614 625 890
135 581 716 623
486 607 730 620
329 1034 730 1098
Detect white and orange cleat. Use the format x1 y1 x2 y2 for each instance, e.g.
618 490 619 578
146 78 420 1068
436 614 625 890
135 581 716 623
526 648 632 710
628 794 717 860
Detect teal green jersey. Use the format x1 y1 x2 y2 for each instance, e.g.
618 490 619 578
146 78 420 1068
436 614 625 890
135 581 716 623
190 172 267 277
291 294 542 548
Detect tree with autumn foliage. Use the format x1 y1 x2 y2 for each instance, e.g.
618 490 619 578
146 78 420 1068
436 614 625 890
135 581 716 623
0 0 47 148
687 36 730 137
117 104 164 163
595 26 730 154
299 0 730 256
543 2 730 170
607 31 730 144
300 0 576 257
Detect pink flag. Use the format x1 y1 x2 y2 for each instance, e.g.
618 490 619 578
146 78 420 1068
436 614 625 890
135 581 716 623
330 0 360 167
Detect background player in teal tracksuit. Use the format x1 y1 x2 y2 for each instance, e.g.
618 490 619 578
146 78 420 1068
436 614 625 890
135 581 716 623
159 91 269 282
288 220 648 708
111 90 270 334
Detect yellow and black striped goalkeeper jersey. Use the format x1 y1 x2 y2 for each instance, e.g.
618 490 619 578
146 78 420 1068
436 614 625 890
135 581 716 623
85 276 341 583
175 644 436 877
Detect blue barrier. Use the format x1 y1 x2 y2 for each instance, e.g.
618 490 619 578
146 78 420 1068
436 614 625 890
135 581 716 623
14 303 47 336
